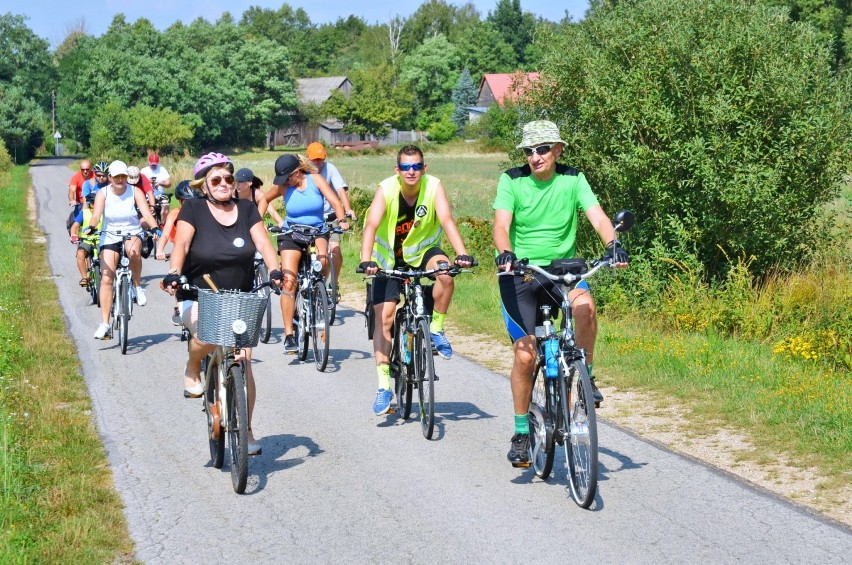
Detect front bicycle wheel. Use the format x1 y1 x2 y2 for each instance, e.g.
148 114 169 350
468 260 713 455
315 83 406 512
297 289 310 361
256 264 272 344
529 371 555 479
204 356 224 469
311 281 330 371
118 277 130 354
226 362 249 494
88 259 100 306
327 256 338 325
562 359 598 508
415 319 436 439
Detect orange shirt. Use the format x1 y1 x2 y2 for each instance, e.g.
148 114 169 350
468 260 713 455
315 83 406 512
69 171 91 202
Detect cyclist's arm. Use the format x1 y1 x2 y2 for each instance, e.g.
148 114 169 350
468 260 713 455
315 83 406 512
338 185 355 219
360 188 386 263
157 170 172 189
155 211 177 260
134 188 158 230
493 209 514 272
584 205 616 247
434 181 468 256
168 219 196 275
266 202 284 226
249 220 280 274
257 184 283 218
68 182 77 206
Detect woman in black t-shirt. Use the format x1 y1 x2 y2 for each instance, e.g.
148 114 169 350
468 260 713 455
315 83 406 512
163 152 282 456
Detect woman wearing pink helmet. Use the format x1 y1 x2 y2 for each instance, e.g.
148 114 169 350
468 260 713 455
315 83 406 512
162 152 283 455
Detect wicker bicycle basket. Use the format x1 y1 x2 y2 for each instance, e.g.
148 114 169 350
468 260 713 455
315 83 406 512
197 288 266 347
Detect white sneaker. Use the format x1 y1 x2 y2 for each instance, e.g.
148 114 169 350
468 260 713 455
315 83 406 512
93 323 110 339
135 286 147 306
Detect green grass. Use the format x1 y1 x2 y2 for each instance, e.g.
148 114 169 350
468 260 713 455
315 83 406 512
0 165 133 562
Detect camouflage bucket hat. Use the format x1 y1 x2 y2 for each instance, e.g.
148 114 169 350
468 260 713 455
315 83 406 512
516 120 567 149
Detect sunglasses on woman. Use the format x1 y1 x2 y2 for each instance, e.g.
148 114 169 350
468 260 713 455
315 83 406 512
522 144 553 157
397 162 424 172
208 174 235 187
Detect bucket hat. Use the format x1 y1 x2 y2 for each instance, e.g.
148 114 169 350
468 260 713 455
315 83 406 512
516 120 567 149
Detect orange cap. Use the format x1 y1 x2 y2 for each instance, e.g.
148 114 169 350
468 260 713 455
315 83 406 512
306 142 326 160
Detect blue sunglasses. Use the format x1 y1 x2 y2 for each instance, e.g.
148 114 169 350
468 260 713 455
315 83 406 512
398 162 424 172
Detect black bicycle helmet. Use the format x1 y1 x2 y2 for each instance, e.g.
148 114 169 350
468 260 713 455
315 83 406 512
174 180 200 200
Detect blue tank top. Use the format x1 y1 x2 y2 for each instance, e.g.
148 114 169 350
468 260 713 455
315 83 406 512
283 174 325 228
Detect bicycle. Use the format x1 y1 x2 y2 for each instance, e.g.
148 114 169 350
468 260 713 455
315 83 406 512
500 209 633 508
99 229 153 354
72 233 101 306
183 276 277 494
359 261 476 439
269 223 344 372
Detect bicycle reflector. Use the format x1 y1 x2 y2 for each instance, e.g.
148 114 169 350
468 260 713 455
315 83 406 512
120 257 130 267
231 319 247 335
311 259 323 273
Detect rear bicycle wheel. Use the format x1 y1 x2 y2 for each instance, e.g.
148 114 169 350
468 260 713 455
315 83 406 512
415 319 436 439
256 264 272 344
311 281 330 371
393 311 412 419
529 371 555 479
226 362 249 494
88 258 100 306
562 359 598 508
327 256 338 325
204 356 224 468
118 276 130 354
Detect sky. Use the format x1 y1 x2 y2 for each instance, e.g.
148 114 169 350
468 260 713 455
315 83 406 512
13 0 590 47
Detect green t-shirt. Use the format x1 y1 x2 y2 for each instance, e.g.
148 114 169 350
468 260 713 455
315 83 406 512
492 164 600 266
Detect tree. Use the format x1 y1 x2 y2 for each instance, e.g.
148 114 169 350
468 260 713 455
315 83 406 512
453 21 517 83
401 0 481 52
399 34 462 119
0 85 47 163
486 0 537 66
0 13 56 108
322 65 413 137
450 68 478 131
126 105 194 155
530 0 852 279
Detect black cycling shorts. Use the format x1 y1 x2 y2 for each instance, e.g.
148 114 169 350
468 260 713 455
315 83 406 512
371 247 446 305
277 231 330 252
498 272 590 342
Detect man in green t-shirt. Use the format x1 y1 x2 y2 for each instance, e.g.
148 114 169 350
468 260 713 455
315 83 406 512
492 120 629 468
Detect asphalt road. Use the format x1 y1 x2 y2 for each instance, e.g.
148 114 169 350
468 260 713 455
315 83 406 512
31 158 852 563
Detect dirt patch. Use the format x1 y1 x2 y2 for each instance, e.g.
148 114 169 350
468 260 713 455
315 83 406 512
341 289 851 527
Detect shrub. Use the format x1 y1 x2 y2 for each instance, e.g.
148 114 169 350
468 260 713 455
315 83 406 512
0 139 12 173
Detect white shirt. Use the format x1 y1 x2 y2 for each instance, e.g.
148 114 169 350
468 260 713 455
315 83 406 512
141 164 171 197
101 186 143 245
319 161 348 217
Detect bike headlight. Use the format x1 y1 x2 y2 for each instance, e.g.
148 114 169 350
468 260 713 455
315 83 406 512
120 257 130 267
311 259 323 273
231 319 247 335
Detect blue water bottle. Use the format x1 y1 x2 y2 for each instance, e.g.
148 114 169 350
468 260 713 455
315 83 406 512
403 332 412 364
544 339 559 378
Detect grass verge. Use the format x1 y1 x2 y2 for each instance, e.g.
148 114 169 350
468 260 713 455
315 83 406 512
0 165 133 562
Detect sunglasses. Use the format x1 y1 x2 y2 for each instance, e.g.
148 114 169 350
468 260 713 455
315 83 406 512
522 144 553 157
80 167 91 172
95 173 107 177
208 174 235 187
397 162 424 172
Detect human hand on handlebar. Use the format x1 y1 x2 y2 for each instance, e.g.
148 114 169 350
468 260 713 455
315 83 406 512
603 240 629 267
358 261 379 275
269 269 284 288
495 250 516 272
454 255 475 268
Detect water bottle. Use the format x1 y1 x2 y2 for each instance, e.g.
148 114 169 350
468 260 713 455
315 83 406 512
544 339 559 379
402 331 412 364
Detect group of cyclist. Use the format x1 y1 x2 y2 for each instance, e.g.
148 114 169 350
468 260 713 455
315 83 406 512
67 120 629 469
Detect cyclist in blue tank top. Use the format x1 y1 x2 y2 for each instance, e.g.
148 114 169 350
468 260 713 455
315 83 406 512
258 154 350 353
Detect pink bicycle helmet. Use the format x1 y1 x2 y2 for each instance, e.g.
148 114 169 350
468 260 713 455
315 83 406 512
193 152 233 180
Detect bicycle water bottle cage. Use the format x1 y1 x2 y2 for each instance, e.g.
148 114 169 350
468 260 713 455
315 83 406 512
547 258 588 276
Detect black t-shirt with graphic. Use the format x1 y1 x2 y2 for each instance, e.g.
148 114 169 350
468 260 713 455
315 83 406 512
393 192 416 267
175 198 261 301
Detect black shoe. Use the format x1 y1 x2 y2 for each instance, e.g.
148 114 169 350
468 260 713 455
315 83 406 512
507 433 531 467
590 377 604 407
283 334 298 354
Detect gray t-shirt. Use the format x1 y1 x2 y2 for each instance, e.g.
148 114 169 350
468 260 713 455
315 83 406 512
319 161 348 217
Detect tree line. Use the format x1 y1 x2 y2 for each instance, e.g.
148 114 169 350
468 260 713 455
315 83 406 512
1 0 850 280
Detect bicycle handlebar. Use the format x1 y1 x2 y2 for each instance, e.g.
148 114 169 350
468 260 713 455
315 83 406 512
176 279 281 295
267 222 348 236
357 261 477 278
497 258 614 284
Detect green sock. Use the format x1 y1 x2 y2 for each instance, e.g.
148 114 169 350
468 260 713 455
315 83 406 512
376 364 391 390
514 413 529 435
430 311 446 333
587 363 594 379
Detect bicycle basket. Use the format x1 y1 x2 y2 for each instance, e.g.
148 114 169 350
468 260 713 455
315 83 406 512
547 258 587 276
197 289 266 347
